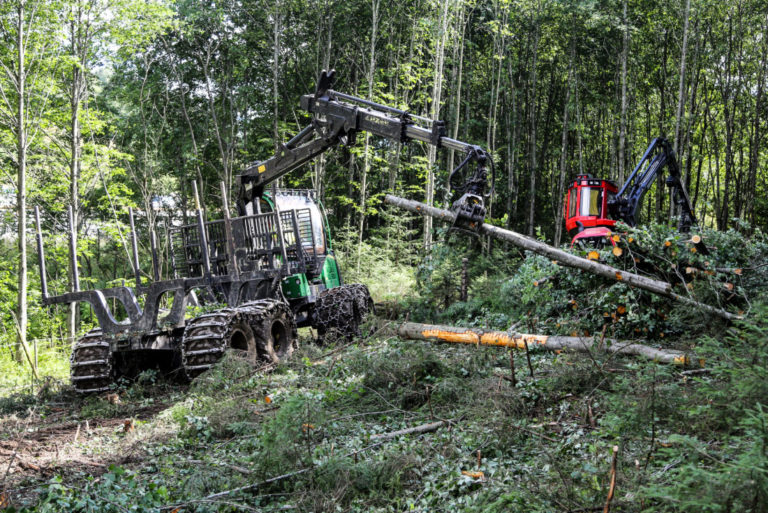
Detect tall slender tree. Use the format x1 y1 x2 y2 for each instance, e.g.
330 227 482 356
0 0 58 370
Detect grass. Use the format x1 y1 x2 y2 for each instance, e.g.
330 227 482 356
0 344 69 395
2 239 767 511
2 320 768 511
334 234 417 303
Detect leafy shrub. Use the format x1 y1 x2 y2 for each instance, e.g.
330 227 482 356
26 466 169 512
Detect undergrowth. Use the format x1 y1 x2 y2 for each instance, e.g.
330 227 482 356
4 222 768 511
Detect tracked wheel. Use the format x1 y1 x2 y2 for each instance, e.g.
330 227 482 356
313 284 373 343
348 283 375 319
70 329 114 394
181 300 298 380
244 299 298 363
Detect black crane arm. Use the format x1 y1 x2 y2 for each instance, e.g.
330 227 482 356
608 137 697 231
238 70 493 229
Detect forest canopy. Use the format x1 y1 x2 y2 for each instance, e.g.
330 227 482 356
0 0 767 357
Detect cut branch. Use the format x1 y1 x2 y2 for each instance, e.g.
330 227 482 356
384 194 740 321
371 420 446 440
397 322 702 367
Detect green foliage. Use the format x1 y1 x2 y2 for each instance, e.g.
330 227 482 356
334 212 419 302
413 223 766 343
3 0 768 510
25 466 169 513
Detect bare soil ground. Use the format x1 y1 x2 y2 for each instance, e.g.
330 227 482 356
0 385 181 504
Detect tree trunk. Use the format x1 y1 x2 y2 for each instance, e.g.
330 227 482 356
448 5 466 174
746 14 768 224
656 28 670 223
384 194 740 321
673 0 691 155
554 42 575 247
397 322 700 366
272 0 282 156
16 0 28 365
357 0 380 260
671 0 691 221
67 6 86 343
527 2 541 236
618 0 629 186
423 0 450 249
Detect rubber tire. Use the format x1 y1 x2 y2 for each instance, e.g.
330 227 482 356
70 329 113 393
252 303 297 363
227 320 259 364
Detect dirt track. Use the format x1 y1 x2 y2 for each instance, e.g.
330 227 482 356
0 389 178 503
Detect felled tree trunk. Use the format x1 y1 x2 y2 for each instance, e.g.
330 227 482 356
397 322 702 367
384 194 740 322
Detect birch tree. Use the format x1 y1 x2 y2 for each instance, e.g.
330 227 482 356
424 0 451 249
0 0 59 368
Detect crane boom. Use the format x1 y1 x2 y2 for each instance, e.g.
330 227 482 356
564 137 698 245
609 137 696 231
238 70 493 231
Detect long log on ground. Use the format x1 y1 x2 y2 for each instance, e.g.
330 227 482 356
384 194 740 321
397 322 703 367
371 420 446 440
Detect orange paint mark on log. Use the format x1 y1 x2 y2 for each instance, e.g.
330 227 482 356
480 332 523 348
524 335 549 346
422 329 479 344
420 329 551 349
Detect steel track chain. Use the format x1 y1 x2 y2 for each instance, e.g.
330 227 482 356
312 283 373 342
181 299 297 380
70 328 114 394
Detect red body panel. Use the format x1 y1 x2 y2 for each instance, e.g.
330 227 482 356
571 227 616 246
564 175 618 244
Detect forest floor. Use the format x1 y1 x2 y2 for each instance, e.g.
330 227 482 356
3 311 754 513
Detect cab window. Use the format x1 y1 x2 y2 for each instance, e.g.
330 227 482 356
274 194 327 255
568 187 578 219
579 187 602 217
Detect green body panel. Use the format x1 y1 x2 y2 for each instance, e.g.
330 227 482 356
262 190 342 298
281 273 311 300
320 255 342 289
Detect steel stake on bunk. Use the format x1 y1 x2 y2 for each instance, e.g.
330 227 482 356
220 181 239 275
129 207 142 288
271 184 289 271
34 206 48 300
150 228 160 282
192 181 211 275
68 205 80 292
